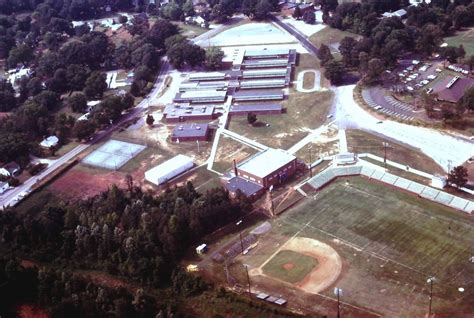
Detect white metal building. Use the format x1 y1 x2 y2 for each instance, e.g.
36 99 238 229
145 154 194 186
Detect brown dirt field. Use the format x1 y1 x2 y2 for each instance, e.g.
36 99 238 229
50 167 128 201
283 263 294 270
16 304 49 318
75 270 139 292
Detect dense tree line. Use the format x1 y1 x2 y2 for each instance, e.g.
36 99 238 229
0 182 251 287
320 1 474 85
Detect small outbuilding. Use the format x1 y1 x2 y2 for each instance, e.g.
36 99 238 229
144 154 194 186
0 181 9 194
431 175 447 189
196 244 208 255
40 136 59 149
225 176 265 199
171 123 210 142
0 162 20 177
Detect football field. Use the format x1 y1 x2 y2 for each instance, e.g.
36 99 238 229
243 176 474 317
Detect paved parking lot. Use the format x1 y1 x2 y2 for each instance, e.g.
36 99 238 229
362 87 420 121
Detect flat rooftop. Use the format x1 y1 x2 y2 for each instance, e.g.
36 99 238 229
240 79 286 86
171 123 209 138
233 89 284 100
163 104 214 119
189 72 226 81
230 103 282 113
225 176 264 197
174 90 227 103
243 59 289 67
179 81 228 91
242 68 288 77
244 48 290 58
238 148 296 178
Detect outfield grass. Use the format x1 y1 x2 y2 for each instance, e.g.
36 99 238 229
445 27 474 56
263 250 318 284
245 177 473 316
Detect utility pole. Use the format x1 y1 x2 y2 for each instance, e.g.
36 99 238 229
236 220 244 254
383 142 389 168
244 264 251 299
334 288 342 318
427 277 435 317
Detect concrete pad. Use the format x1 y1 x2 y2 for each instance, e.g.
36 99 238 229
381 172 398 185
433 191 455 205
420 187 440 200
394 177 411 190
449 197 469 211
407 182 425 195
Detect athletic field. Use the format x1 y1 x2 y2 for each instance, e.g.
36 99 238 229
243 176 474 317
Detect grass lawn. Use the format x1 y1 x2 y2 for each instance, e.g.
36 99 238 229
346 129 444 174
228 90 333 150
213 135 258 173
174 21 208 39
302 72 315 90
445 27 474 56
247 177 474 316
263 250 318 284
309 27 358 50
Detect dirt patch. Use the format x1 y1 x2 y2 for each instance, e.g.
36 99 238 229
50 167 128 201
16 304 49 318
283 263 294 270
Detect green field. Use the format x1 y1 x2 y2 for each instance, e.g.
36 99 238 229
244 177 474 317
228 90 333 150
445 27 474 56
263 250 318 284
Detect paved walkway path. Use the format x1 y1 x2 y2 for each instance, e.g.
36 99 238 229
287 121 336 155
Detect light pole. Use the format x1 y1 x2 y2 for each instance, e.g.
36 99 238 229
334 287 343 318
244 264 251 299
236 220 244 255
383 142 389 168
427 277 435 317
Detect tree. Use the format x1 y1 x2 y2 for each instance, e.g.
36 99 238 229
317 44 333 65
83 72 107 99
292 6 302 20
205 47 224 70
365 58 384 84
68 93 88 113
459 86 474 112
0 79 16 112
164 34 186 51
254 0 273 20
242 0 258 18
447 165 468 188
323 60 344 85
72 120 96 141
161 2 184 21
182 0 195 16
303 10 315 24
0 132 31 163
7 44 33 67
247 112 257 125
66 64 91 92
167 42 205 69
33 91 61 111
147 19 178 48
146 114 155 127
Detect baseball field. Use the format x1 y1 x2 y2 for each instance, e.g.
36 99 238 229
238 176 474 317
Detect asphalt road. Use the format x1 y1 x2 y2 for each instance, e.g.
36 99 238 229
269 14 319 56
0 59 171 209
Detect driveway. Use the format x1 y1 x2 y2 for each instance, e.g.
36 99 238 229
334 85 474 171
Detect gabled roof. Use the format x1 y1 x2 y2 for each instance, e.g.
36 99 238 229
437 78 474 103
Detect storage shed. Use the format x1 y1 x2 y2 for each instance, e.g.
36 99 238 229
144 154 194 186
